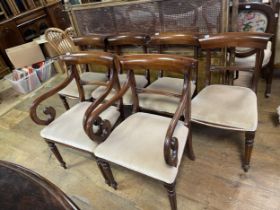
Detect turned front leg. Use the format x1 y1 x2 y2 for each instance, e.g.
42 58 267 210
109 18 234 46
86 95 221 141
164 182 177 210
243 131 255 172
97 158 117 190
46 141 67 169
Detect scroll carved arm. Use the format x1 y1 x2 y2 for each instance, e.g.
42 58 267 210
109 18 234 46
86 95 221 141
29 72 75 126
164 85 189 167
83 70 132 143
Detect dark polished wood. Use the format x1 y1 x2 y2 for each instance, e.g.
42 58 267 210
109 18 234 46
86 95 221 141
106 33 150 83
96 158 118 190
164 182 177 210
199 32 272 92
244 131 255 172
107 33 149 48
72 34 107 51
0 160 79 210
46 141 67 169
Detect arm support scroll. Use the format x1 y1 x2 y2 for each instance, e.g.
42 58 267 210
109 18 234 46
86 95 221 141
164 83 190 167
84 70 132 143
30 73 75 126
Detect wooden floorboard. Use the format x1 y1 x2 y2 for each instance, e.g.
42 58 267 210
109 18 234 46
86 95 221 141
0 74 279 210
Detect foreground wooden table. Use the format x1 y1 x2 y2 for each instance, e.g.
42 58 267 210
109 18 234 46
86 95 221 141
0 160 79 210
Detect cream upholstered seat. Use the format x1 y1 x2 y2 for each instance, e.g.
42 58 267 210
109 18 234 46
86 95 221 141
95 112 188 184
41 102 120 153
91 74 148 105
191 85 257 131
139 77 196 114
58 72 107 100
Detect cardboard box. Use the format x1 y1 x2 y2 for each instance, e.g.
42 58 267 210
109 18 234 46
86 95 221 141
5 42 45 69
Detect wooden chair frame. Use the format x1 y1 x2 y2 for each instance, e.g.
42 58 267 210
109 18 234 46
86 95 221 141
45 28 109 110
72 35 107 51
196 32 272 172
148 32 199 94
84 54 198 210
107 33 151 84
29 51 121 169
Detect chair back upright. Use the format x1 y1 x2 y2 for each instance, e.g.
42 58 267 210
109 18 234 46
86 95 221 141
117 54 197 124
59 51 118 103
148 32 199 79
72 35 107 52
107 33 150 82
199 32 272 92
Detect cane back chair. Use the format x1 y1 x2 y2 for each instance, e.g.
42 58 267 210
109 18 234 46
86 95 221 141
235 3 277 97
45 28 108 110
30 51 121 169
191 32 272 172
91 33 150 105
85 54 197 210
138 32 199 116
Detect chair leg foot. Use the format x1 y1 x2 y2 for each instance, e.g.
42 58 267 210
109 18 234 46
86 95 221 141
164 182 177 210
59 94 70 110
243 131 255 172
265 84 272 98
97 158 117 190
46 141 67 169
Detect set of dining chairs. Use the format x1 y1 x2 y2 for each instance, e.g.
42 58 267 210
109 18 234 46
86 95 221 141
29 28 271 210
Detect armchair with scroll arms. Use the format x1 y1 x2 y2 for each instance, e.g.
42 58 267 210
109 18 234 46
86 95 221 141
84 54 198 210
29 51 123 169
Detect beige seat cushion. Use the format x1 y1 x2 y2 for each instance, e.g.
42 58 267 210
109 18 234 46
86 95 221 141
91 74 148 105
95 112 188 184
41 102 120 153
139 77 196 114
59 72 107 100
235 41 272 68
191 85 257 131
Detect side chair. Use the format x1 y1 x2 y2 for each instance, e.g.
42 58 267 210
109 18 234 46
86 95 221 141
30 51 122 169
91 33 150 106
138 32 199 116
191 32 272 172
72 35 107 52
84 54 197 210
45 28 108 110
